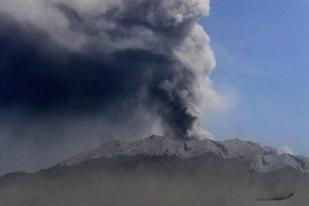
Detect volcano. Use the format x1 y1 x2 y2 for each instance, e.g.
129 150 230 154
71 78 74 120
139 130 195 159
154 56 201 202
0 135 309 206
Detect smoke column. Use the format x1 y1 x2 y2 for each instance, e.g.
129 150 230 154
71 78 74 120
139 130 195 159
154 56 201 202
0 0 219 173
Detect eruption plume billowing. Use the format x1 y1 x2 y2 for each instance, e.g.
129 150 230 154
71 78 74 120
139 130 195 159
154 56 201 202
0 0 219 173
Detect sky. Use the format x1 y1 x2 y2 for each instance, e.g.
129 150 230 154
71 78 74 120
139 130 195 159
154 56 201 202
203 0 309 155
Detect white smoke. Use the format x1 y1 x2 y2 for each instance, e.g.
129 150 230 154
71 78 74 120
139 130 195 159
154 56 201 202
277 146 294 155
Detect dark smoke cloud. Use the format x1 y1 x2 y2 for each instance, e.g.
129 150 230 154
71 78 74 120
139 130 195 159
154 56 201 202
0 0 219 174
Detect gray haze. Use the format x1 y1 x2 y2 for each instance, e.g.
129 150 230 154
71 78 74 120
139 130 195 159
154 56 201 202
0 0 221 175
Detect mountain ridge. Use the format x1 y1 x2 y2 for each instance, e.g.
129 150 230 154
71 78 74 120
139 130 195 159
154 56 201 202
58 135 309 174
1 135 309 206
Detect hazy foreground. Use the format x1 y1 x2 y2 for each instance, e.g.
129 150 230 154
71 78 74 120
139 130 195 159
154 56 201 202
1 136 309 206
1 154 308 206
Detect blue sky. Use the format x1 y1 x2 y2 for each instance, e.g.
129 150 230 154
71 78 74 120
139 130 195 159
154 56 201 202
202 0 309 155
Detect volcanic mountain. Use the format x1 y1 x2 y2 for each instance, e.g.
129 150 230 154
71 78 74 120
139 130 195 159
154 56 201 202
1 135 309 206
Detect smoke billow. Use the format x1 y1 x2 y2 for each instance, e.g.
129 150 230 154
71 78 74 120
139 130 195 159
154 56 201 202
0 0 219 173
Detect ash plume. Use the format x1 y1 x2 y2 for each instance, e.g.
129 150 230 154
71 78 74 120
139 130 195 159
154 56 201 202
0 0 219 173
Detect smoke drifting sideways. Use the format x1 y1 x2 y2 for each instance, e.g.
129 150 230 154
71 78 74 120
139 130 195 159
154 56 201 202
0 0 220 174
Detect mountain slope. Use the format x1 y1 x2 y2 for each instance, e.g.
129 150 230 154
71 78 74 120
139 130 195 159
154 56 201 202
60 135 309 173
0 135 309 206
